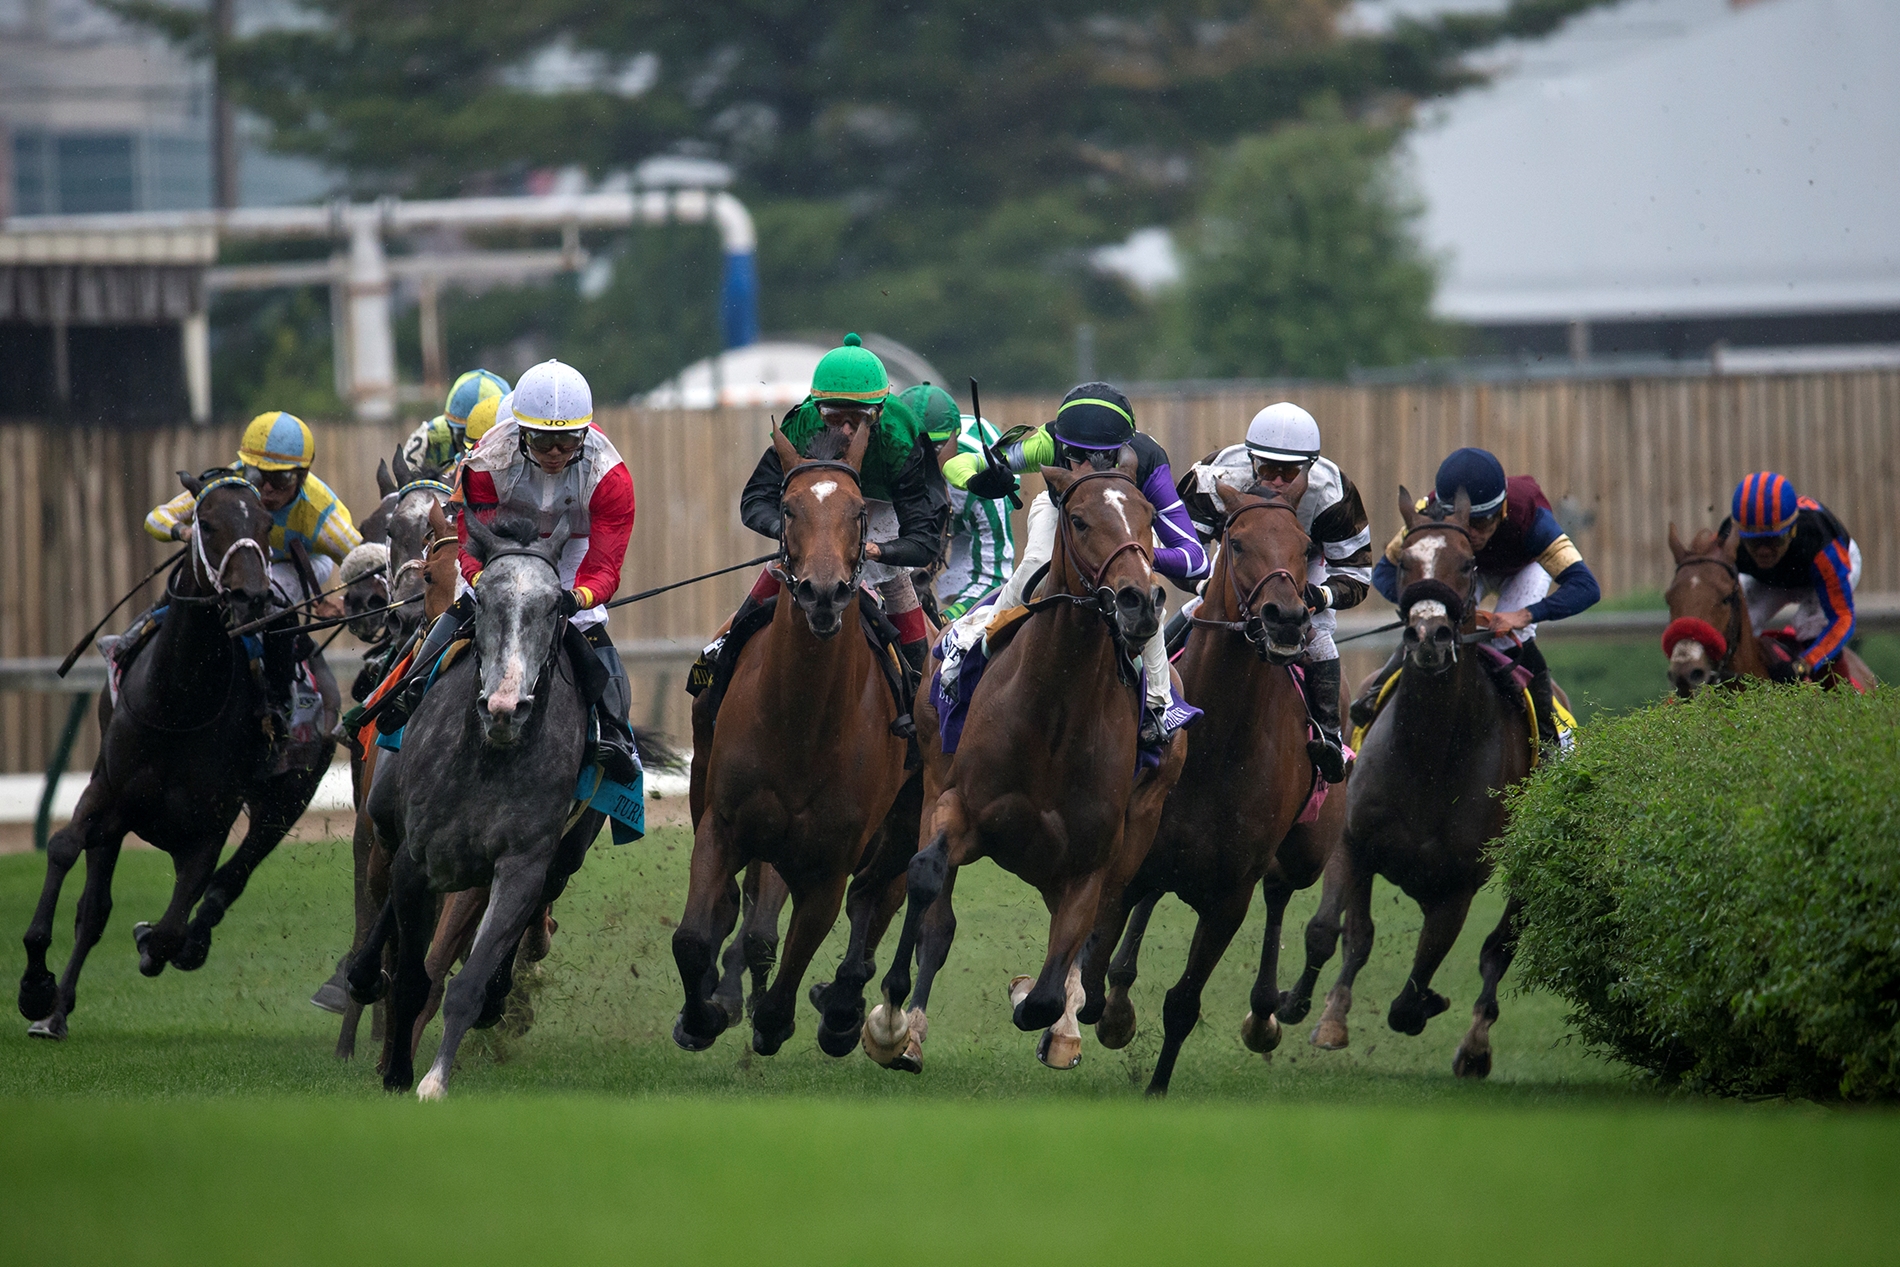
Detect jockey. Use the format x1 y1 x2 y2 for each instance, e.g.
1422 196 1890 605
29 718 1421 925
1356 446 1600 752
399 368 510 475
693 333 950 691
397 359 640 783
900 382 1016 623
945 382 1209 755
1726 471 1860 678
1176 402 1372 783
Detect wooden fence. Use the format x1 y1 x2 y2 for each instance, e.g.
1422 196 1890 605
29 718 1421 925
0 368 1895 772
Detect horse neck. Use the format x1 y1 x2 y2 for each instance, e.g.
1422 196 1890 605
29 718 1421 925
1725 580 1771 679
146 583 237 701
1011 533 1126 716
1387 648 1511 777
754 586 874 722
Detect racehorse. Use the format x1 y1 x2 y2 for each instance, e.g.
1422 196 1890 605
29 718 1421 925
18 472 333 1038
357 512 607 1097
673 424 911 1056
867 456 1186 1072
1090 483 1344 1095
1282 488 1532 1078
1664 523 1877 696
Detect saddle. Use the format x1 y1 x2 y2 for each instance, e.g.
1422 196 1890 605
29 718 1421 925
1349 645 1575 767
700 591 921 768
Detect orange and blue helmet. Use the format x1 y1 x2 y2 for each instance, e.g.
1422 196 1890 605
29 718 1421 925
1732 472 1800 538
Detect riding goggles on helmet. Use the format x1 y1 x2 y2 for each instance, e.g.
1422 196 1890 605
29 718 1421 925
242 464 301 492
523 428 584 455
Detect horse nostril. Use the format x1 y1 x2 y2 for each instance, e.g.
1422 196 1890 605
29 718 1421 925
834 580 854 606
1116 586 1144 611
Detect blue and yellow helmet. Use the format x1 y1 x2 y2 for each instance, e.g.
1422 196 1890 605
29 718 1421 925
238 411 315 471
445 369 510 427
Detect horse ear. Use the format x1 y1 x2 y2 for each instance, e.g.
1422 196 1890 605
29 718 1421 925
844 418 873 473
376 459 397 497
1719 524 1741 563
1042 465 1077 500
1398 485 1419 530
178 469 204 497
1116 444 1138 478
1213 478 1247 513
1451 488 1472 527
1668 522 1688 564
539 521 572 566
463 510 498 565
771 426 801 474
391 449 413 487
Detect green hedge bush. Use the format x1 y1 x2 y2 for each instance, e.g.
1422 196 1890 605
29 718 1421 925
1495 685 1900 1098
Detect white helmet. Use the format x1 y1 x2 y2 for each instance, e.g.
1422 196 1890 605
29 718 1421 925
510 359 594 431
1245 402 1321 463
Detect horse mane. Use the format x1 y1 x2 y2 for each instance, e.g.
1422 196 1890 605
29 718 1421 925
804 427 851 462
486 513 542 548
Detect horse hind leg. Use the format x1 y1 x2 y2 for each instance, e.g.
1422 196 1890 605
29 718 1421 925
1281 840 1351 1026
865 820 955 1069
380 855 435 1093
174 767 319 972
1454 896 1522 1080
886 864 958 1074
814 828 910 1058
751 867 851 1057
671 819 744 1052
410 887 487 1062
1387 892 1472 1038
742 864 788 1020
1241 879 1295 1055
1094 889 1156 1051
132 834 222 977
416 858 547 1101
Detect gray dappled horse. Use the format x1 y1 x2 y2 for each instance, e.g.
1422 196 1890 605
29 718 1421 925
18 472 334 1039
360 512 605 1098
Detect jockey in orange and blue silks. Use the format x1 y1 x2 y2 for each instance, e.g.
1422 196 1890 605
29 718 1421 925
1728 471 1860 678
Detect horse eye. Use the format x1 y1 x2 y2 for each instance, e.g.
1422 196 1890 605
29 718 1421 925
1070 515 1087 531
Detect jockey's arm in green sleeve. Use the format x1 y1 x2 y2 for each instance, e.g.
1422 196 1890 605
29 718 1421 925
942 425 1055 489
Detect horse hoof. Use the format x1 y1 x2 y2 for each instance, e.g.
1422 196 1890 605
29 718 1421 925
672 1011 723 1053
1240 1010 1283 1054
416 1071 447 1102
751 1018 794 1057
26 1014 67 1041
348 967 391 1008
132 922 165 977
18 969 57 1022
1453 1047 1492 1079
169 932 210 973
1310 1022 1349 1051
808 981 830 1012
1037 1029 1082 1071
1095 991 1137 1051
1275 991 1312 1025
1008 975 1063 1032
889 1043 923 1075
310 979 349 1016
861 1003 910 1067
1425 990 1451 1019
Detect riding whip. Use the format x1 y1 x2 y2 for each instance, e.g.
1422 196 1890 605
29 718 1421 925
970 377 1022 510
1333 618 1404 646
55 548 187 678
605 552 783 610
231 592 425 638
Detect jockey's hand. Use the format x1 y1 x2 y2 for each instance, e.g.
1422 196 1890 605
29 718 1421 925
1303 583 1329 612
1482 607 1533 636
312 593 345 620
556 589 582 619
170 522 193 544
965 461 1019 502
864 542 883 562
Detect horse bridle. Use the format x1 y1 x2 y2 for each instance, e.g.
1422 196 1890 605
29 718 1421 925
772 459 868 592
1395 519 1490 664
1670 554 1745 680
470 544 570 701
1015 469 1154 684
387 482 457 597
1187 499 1308 660
184 476 270 603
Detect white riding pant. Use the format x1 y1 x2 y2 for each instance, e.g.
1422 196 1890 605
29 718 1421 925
947 491 1169 710
1741 539 1860 640
861 499 920 615
1479 561 1553 649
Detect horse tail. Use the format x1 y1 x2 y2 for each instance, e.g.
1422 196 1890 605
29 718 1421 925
633 726 685 772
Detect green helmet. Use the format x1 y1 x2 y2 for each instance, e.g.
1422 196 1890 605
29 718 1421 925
810 332 889 405
900 383 961 443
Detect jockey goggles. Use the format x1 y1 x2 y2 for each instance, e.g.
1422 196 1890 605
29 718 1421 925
1250 454 1313 485
242 464 301 493
523 428 585 455
816 400 881 427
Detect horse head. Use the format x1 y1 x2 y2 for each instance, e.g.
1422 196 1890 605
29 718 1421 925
1209 479 1312 664
1043 447 1162 648
383 481 453 645
338 542 392 641
1664 521 1745 698
178 469 273 629
1395 484 1477 675
772 423 870 639
465 511 570 749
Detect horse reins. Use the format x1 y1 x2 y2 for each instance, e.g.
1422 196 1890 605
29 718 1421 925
1188 499 1307 658
187 476 270 602
772 459 869 592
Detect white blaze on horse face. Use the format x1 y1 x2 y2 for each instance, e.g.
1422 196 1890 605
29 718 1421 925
810 480 839 503
1403 534 1447 578
1101 487 1133 534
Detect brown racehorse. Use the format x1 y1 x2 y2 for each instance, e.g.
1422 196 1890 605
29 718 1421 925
1090 484 1345 1094
866 457 1186 1072
673 424 910 1056
1664 523 1877 697
1284 488 1534 1078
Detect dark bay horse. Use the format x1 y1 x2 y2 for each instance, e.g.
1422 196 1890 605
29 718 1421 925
19 473 333 1038
1090 483 1342 1095
361 513 605 1097
1664 523 1877 697
869 457 1185 1072
1284 488 1533 1078
674 424 910 1057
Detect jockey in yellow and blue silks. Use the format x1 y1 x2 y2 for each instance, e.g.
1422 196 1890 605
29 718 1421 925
400 368 510 475
1728 471 1861 678
145 411 362 610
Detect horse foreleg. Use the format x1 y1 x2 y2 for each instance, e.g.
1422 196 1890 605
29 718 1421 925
1388 890 1472 1038
744 865 789 1018
412 886 488 1061
19 804 99 1028
752 869 850 1057
1242 879 1295 1055
22 801 125 1040
1015 870 1103 1038
671 818 743 1051
1094 889 1157 1051
888 864 960 1074
1146 892 1252 1096
1454 895 1522 1080
417 860 547 1101
814 825 913 1058
330 754 375 1056
865 809 959 1068
1311 849 1375 1051
380 853 434 1093
1281 833 1353 1025
133 836 221 977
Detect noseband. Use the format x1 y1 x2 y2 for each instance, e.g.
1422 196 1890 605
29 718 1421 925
1188 499 1308 660
178 476 270 605
772 459 868 593
1668 554 1745 680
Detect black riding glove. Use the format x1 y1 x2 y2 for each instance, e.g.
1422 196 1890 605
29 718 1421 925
965 462 1019 502
1303 584 1330 612
556 589 582 619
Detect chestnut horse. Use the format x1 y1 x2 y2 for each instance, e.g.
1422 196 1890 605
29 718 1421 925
867 458 1186 1072
1664 523 1877 697
673 424 910 1056
1092 483 1346 1094
1284 488 1533 1078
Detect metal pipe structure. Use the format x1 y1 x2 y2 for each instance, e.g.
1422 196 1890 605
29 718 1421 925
2 185 760 420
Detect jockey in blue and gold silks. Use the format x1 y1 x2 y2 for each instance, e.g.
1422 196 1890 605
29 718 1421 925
1728 471 1861 679
146 410 362 607
399 368 510 475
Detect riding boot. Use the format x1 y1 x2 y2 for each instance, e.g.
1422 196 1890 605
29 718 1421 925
261 621 299 741
1514 639 1563 759
374 594 473 733
1301 658 1348 784
1348 646 1404 730
1162 599 1196 660
688 593 763 697
586 628 642 786
898 638 928 701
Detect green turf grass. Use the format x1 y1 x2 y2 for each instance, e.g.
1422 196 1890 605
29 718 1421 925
4 826 1897 1263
